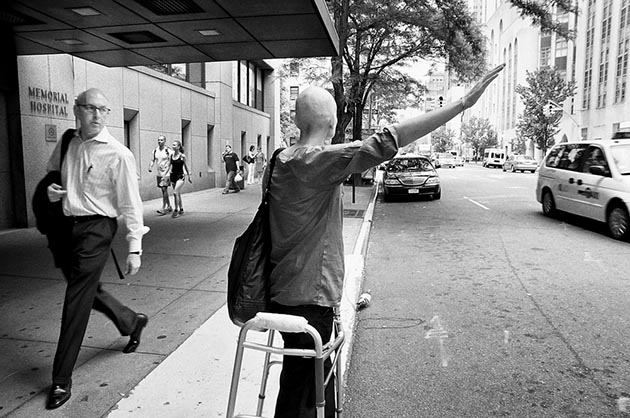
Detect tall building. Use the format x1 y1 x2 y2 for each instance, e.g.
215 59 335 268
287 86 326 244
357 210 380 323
474 1 630 161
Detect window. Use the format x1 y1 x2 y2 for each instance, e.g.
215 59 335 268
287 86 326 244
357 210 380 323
207 125 215 168
289 61 300 76
239 61 248 104
540 47 551 67
290 86 299 101
582 0 596 110
232 60 265 111
248 62 255 106
582 146 610 176
548 144 588 171
148 64 188 81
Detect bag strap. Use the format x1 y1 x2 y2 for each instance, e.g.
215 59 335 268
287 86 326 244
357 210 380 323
262 148 284 202
59 129 75 169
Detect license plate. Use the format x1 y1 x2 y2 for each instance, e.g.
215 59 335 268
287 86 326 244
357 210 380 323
408 189 419 194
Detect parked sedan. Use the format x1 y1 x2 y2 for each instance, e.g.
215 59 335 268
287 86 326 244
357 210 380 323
382 155 441 200
503 155 538 173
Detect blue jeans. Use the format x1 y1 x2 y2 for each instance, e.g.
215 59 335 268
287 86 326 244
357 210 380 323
224 170 238 192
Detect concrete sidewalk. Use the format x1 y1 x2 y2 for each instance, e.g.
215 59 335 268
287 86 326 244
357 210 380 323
0 182 378 418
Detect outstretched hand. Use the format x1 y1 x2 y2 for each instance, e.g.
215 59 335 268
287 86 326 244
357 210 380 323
463 64 506 110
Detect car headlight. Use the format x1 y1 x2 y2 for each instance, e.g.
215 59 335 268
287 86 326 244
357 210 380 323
384 178 400 185
425 177 439 185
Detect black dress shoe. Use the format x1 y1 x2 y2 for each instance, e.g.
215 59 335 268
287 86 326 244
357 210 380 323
46 383 71 409
123 313 148 353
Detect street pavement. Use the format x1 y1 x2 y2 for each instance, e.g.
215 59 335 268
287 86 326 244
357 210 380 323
0 181 377 418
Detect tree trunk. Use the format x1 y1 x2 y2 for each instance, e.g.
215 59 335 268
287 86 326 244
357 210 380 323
331 0 350 144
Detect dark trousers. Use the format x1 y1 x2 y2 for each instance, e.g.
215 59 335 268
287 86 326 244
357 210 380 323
271 303 335 418
52 217 138 385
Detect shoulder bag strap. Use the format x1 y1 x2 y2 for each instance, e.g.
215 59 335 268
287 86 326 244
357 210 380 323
262 148 284 202
59 129 75 169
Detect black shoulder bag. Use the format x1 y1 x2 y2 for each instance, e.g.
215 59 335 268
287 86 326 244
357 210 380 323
227 147 284 326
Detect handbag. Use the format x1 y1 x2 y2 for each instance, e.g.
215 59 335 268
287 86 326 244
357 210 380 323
227 148 283 326
234 172 243 182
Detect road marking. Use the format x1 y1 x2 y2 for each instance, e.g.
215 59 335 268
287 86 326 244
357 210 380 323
464 196 490 210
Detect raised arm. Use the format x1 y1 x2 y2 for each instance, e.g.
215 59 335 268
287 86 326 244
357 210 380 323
394 64 505 148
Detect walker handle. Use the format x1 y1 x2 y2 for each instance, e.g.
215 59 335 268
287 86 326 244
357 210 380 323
253 312 309 333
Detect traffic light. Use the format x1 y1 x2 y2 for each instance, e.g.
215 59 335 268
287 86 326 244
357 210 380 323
545 99 562 116
438 96 443 107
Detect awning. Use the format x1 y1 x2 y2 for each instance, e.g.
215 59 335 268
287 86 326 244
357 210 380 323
4 0 339 67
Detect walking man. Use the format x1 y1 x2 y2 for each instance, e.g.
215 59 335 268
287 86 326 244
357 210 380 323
44 88 150 410
148 134 173 215
222 144 240 194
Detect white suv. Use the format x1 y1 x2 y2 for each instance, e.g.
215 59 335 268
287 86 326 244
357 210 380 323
536 139 630 240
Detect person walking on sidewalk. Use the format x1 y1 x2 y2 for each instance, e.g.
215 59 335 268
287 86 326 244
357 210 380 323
44 88 150 410
148 135 173 215
265 65 504 418
245 144 256 185
166 140 192 218
253 146 266 184
222 144 240 194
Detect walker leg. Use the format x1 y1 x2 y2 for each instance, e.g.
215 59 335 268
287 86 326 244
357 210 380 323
226 327 249 418
255 330 275 416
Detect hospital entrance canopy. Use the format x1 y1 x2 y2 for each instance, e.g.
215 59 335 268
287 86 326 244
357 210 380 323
4 0 340 67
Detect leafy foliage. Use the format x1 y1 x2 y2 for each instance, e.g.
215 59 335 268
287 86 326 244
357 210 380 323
461 116 498 160
511 135 528 155
507 0 578 39
514 67 576 155
431 126 457 153
327 0 487 143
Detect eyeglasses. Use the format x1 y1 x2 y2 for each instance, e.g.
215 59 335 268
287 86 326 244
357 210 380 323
77 104 111 115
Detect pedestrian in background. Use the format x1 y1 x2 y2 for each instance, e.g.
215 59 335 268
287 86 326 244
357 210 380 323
222 144 240 194
245 144 256 185
44 88 150 410
166 140 192 218
148 135 173 215
265 64 504 418
254 146 266 184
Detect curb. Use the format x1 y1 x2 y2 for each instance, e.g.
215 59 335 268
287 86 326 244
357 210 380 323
339 181 379 387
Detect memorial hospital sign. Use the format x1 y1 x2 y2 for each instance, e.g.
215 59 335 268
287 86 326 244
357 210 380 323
28 87 70 117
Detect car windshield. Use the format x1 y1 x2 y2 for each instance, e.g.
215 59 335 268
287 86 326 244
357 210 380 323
387 158 433 172
610 144 630 175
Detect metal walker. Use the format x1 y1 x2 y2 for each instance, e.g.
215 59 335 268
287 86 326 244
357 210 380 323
226 311 345 418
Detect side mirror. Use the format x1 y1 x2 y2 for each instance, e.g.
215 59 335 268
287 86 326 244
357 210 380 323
589 165 606 176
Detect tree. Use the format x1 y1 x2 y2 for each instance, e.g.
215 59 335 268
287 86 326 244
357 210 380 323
461 116 498 160
327 0 488 143
507 0 578 39
511 135 527 155
431 126 456 153
515 67 576 156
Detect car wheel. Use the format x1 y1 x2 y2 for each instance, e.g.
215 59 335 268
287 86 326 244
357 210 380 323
434 190 441 200
511 166 516 173
541 190 556 217
607 205 630 241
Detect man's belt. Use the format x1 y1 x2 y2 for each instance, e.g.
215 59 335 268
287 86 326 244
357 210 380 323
68 214 110 223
